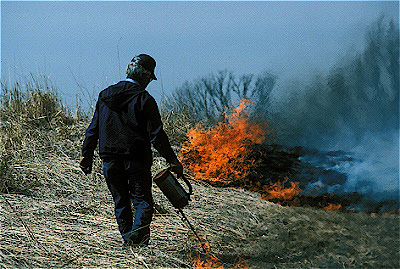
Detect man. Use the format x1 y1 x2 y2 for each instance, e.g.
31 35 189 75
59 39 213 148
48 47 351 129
80 54 184 248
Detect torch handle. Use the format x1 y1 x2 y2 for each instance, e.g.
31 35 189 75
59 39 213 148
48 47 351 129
181 175 193 196
167 168 193 196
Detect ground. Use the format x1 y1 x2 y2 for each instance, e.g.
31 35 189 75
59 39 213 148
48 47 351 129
1 156 399 268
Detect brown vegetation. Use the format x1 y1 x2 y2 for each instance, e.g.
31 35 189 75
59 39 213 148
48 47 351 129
0 82 399 268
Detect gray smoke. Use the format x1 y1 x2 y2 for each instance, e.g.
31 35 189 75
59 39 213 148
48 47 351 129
342 131 399 201
268 16 399 202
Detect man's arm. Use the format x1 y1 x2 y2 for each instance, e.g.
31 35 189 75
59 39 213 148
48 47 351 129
80 101 99 174
143 95 183 176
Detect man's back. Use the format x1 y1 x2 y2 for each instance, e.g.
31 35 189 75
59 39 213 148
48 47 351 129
93 81 151 161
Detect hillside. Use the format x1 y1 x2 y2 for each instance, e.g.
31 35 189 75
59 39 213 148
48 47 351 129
1 164 399 268
0 85 399 268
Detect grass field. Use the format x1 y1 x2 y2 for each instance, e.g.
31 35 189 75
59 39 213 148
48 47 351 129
0 81 399 268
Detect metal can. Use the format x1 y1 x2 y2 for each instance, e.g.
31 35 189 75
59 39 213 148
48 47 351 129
153 169 192 209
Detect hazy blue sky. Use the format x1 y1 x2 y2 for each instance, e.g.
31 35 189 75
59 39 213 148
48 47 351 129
1 1 398 106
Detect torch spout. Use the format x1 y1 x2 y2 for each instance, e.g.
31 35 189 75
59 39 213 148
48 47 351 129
177 208 208 253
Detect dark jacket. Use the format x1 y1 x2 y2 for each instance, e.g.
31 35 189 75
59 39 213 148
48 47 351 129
82 80 177 165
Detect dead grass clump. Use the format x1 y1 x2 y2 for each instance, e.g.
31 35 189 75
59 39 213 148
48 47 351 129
161 103 195 149
0 78 87 194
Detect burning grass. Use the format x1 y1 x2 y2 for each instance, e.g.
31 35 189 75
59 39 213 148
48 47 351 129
192 241 225 268
181 99 270 186
179 100 399 213
261 180 301 203
324 203 343 211
180 100 307 208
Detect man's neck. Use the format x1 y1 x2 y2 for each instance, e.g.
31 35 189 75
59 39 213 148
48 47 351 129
124 78 139 85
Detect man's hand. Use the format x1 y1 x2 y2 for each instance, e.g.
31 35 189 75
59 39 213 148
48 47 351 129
169 159 184 178
80 156 93 175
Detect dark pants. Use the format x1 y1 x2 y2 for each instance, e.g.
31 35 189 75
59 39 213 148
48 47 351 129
103 159 154 242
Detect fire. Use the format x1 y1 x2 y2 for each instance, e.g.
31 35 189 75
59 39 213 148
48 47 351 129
192 241 224 268
195 255 224 269
181 99 302 205
180 99 268 185
381 209 400 215
192 241 248 269
324 204 342 211
261 180 302 201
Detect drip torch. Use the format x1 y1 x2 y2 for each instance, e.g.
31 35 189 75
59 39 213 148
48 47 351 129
153 169 207 252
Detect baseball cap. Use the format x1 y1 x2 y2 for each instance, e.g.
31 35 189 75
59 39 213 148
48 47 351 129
132 54 157 80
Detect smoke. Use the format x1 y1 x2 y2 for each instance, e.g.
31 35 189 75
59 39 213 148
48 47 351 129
268 16 399 202
167 16 399 205
342 131 399 201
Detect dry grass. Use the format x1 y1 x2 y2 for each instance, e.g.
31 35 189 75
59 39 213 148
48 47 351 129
0 79 84 194
0 81 399 268
1 169 399 268
0 171 195 268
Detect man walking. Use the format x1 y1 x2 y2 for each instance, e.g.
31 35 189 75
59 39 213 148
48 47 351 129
80 54 183 248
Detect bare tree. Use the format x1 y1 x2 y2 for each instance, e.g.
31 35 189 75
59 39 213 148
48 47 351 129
165 70 276 124
271 16 399 148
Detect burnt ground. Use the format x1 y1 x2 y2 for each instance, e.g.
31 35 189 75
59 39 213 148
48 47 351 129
1 155 399 268
208 143 400 213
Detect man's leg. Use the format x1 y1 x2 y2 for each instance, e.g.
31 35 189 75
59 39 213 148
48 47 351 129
126 161 154 245
103 160 133 238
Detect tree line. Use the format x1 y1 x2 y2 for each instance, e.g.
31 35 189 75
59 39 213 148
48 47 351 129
165 16 399 149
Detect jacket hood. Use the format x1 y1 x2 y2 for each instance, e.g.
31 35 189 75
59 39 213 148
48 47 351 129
100 81 145 111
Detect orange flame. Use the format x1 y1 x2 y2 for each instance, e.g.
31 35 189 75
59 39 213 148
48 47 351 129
261 180 302 201
180 99 269 185
193 241 224 268
324 204 342 211
195 255 224 269
181 99 301 204
193 241 249 269
381 210 400 215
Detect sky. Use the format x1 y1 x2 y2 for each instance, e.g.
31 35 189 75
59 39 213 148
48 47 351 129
1 1 399 107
